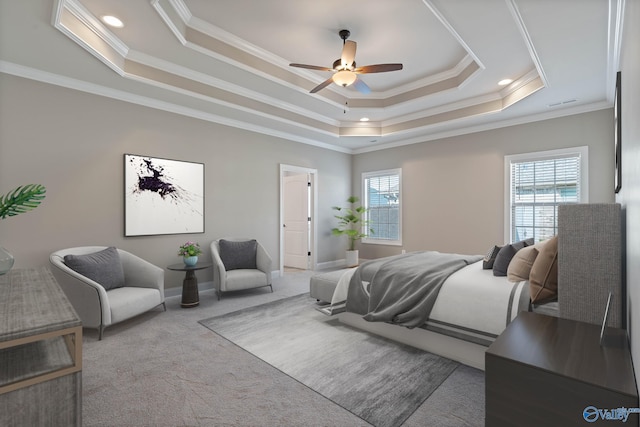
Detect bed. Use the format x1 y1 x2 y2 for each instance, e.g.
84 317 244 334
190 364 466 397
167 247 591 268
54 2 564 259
328 203 623 370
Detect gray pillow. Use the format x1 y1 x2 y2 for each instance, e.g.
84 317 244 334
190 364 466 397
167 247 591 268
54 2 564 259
492 238 534 276
64 247 125 290
482 245 502 270
219 239 257 271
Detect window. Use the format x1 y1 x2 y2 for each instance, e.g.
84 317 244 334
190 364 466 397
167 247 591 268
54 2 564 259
505 147 588 243
362 169 402 245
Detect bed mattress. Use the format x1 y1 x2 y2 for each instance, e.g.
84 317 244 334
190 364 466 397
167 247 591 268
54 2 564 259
331 258 531 346
424 261 529 345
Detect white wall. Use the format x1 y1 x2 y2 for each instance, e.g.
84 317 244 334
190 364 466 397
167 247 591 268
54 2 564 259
619 0 640 388
0 74 351 289
353 110 615 259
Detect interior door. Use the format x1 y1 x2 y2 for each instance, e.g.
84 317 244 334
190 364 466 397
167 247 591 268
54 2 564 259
283 173 309 269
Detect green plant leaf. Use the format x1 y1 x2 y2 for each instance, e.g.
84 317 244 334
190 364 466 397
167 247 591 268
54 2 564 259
0 184 46 219
331 196 371 250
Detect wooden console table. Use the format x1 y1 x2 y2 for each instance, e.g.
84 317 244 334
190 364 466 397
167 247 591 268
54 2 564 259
0 267 82 426
485 311 638 426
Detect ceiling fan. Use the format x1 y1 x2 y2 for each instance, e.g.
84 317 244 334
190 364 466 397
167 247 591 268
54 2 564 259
289 29 403 94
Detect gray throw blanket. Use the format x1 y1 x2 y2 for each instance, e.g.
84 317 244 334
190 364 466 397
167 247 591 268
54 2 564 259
347 251 482 328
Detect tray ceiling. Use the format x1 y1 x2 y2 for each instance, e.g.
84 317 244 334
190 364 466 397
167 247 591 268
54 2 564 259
0 0 624 153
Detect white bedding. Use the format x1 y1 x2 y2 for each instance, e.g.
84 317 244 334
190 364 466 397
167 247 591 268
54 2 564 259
330 266 356 306
330 260 528 342
429 260 527 336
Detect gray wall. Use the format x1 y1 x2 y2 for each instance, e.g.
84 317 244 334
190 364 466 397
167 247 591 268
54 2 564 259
353 109 615 259
619 0 640 388
0 74 351 289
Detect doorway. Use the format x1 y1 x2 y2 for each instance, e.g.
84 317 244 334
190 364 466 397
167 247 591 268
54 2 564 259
280 164 317 275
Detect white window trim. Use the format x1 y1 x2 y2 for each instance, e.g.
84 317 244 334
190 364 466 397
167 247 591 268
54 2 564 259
504 146 589 243
362 168 402 246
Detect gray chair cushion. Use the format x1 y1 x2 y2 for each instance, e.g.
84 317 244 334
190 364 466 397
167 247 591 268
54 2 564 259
219 239 257 270
64 246 125 290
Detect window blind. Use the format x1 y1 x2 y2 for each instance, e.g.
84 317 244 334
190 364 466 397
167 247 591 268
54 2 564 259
510 154 581 242
363 169 401 243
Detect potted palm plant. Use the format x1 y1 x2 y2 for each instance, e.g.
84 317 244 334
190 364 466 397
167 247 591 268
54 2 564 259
332 196 372 267
0 184 46 274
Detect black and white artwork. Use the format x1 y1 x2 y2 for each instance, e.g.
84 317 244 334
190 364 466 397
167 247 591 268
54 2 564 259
124 154 204 236
614 71 622 194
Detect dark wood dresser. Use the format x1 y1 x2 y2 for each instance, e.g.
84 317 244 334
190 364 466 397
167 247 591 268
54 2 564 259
485 311 638 426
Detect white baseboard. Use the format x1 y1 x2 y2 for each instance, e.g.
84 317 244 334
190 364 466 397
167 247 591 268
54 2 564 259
316 259 347 270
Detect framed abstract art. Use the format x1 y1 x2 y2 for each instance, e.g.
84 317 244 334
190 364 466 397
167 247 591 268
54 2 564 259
124 154 204 236
614 71 622 194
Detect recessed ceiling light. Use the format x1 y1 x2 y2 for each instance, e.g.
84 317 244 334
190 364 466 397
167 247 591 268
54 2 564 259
498 79 513 86
102 15 124 28
360 117 370 122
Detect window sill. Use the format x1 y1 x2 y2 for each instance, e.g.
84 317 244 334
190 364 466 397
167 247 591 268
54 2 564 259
362 239 402 246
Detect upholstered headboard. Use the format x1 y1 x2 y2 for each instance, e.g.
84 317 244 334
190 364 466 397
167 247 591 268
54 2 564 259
558 203 623 328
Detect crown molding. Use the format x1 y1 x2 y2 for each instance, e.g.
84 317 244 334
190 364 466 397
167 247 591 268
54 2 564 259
0 61 350 154
506 0 548 87
1 61 610 156
606 0 625 101
353 100 611 154
153 0 488 111
51 0 546 146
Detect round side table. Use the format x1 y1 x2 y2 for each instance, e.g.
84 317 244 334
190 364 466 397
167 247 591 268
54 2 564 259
167 262 212 308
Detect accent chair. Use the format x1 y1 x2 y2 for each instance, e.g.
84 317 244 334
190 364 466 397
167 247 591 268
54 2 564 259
210 238 273 300
49 246 165 340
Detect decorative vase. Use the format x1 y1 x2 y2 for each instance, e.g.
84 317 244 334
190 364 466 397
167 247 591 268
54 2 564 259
345 250 359 267
183 255 198 266
0 247 15 275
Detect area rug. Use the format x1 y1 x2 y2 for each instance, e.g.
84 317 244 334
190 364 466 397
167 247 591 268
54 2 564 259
199 294 459 427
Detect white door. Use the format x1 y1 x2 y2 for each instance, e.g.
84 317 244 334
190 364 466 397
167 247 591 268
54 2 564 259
283 173 309 269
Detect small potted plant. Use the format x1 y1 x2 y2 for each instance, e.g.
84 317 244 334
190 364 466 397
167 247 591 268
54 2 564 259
332 196 372 267
178 241 202 266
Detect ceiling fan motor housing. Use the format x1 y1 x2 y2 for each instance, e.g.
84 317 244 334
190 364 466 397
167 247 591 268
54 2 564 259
333 58 355 70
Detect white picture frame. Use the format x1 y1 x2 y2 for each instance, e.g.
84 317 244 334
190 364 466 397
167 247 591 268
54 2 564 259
124 154 204 236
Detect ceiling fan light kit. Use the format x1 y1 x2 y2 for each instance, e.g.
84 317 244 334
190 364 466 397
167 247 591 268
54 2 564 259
290 29 403 94
334 70 357 87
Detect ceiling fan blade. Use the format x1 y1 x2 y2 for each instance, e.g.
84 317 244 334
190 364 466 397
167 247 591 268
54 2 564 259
341 40 357 68
353 77 371 94
354 63 403 74
290 63 334 72
310 76 335 93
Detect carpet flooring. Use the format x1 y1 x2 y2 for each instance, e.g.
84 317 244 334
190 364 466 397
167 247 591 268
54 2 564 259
81 270 485 426
200 294 461 427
